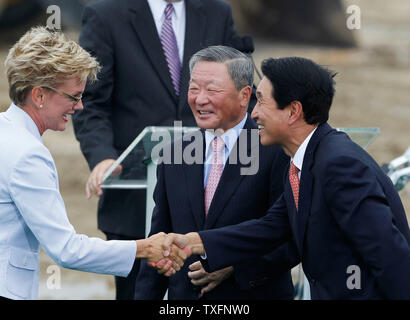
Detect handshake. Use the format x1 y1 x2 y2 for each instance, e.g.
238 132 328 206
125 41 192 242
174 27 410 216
136 232 205 276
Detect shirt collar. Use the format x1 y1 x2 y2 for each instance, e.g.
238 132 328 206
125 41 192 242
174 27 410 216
4 103 42 142
204 113 248 156
147 0 184 21
291 127 317 171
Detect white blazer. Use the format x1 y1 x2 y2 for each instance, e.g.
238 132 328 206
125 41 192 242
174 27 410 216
0 104 136 299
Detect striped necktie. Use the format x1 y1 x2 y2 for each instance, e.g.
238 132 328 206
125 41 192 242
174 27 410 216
204 137 225 216
160 4 182 96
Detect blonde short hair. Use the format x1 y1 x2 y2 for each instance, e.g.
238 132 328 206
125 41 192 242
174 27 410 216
4 26 101 105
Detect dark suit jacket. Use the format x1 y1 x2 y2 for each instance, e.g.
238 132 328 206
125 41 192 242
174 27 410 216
134 117 299 300
200 123 410 299
72 0 238 237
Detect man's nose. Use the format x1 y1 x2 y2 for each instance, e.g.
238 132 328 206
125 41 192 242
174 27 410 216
251 102 259 120
195 90 209 105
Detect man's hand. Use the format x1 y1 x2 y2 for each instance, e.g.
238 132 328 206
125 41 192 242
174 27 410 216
86 159 122 199
162 232 205 257
143 232 205 277
137 233 188 276
188 261 234 295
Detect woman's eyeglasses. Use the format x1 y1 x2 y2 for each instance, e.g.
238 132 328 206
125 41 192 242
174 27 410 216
42 85 82 105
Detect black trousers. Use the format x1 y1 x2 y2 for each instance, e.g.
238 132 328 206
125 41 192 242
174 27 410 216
105 232 142 300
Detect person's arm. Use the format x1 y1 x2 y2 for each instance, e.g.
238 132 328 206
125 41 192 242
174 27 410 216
200 193 293 272
9 146 134 276
164 193 292 274
233 148 299 289
9 146 182 277
324 155 410 299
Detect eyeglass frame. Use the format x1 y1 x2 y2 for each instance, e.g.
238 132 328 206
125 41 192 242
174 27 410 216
41 85 82 105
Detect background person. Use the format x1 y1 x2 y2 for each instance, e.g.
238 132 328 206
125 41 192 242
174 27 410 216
72 0 242 299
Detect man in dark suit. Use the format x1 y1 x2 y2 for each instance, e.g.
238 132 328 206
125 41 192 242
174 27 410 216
134 46 298 300
72 0 240 299
163 57 410 299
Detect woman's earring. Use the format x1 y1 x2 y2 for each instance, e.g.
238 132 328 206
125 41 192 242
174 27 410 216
39 104 43 109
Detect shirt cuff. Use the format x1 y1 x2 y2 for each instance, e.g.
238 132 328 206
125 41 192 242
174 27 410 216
200 251 207 260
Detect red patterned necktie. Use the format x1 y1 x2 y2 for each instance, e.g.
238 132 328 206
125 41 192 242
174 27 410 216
289 162 300 210
160 4 181 96
204 137 225 216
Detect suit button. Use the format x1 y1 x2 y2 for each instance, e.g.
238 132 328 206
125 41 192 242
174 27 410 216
249 281 256 288
310 278 316 286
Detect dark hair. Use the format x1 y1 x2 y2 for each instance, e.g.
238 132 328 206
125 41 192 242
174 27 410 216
261 57 337 125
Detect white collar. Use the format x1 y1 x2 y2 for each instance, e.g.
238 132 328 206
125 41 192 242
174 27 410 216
204 113 248 156
291 127 317 171
4 103 42 142
147 0 185 21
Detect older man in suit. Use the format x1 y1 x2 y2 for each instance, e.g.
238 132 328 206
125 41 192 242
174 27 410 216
72 0 241 299
164 57 410 299
134 46 298 300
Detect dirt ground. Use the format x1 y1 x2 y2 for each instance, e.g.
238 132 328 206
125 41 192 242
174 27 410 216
0 0 409 299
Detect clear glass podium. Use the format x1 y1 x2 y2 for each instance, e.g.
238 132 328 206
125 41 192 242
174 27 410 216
101 126 198 237
101 126 380 300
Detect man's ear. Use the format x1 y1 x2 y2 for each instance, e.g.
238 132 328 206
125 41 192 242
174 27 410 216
288 100 303 124
239 85 252 108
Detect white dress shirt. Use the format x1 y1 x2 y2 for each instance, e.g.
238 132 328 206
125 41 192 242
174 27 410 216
203 114 248 187
0 104 136 299
291 127 317 179
147 0 186 63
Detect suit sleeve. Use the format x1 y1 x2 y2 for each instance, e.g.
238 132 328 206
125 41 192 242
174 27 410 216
72 5 118 170
233 149 300 289
199 193 293 272
134 163 170 299
324 155 410 299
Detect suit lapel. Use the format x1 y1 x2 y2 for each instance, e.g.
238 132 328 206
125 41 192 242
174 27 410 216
204 118 255 229
182 132 206 230
296 123 335 251
127 0 177 103
178 0 206 110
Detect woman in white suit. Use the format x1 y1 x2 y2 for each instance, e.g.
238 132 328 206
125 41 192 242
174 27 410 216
0 27 183 300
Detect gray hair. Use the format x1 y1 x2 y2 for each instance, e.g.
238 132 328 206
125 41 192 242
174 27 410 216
189 45 254 91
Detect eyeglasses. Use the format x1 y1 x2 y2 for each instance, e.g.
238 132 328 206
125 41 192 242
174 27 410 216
42 85 82 105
